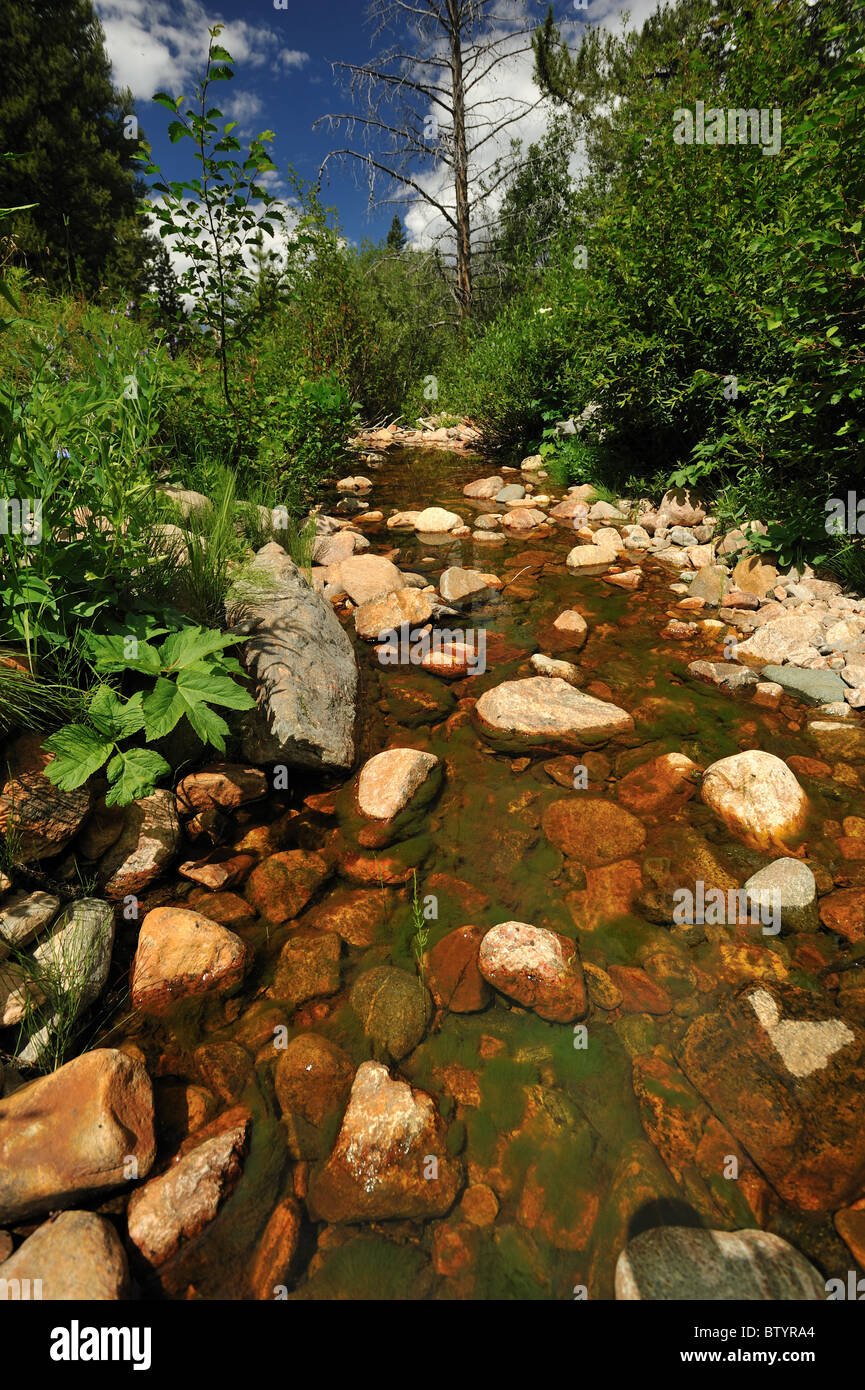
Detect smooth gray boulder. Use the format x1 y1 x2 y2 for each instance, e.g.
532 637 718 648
761 663 847 707
226 542 358 772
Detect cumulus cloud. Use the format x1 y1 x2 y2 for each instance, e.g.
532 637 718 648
94 0 303 100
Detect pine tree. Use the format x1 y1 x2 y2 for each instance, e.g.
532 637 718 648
0 0 150 292
385 215 407 251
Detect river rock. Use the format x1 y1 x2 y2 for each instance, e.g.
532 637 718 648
349 965 432 1060
99 790 180 900
474 677 633 749
530 654 582 684
463 476 504 499
130 906 250 1014
356 748 441 821
615 1226 824 1300
225 542 357 772
542 797 647 867
679 983 865 1211
0 890 59 960
734 615 823 670
126 1120 249 1268
0 733 91 862
656 487 705 529
273 930 341 1009
687 565 729 606
807 720 865 760
501 507 549 533
0 1049 155 1223
732 554 780 597
414 507 462 534
311 529 369 567
767 664 848 708
0 1210 131 1300
427 924 491 1013
175 764 267 816
16 898 115 1061
275 1034 354 1128
245 849 331 923
307 1061 461 1222
551 610 588 648
616 753 701 817
566 542 617 569
354 587 435 641
743 858 818 933
478 922 586 1023
439 567 501 605
701 751 808 850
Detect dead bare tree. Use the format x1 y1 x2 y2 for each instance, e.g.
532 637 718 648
315 0 544 318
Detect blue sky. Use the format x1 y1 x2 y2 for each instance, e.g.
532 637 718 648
95 0 661 246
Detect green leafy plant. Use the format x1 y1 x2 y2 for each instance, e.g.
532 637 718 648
42 624 255 805
410 870 431 991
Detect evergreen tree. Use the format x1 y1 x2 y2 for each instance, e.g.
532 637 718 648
0 0 150 292
385 215 407 251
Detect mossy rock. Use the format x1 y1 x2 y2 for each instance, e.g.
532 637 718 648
349 964 432 1060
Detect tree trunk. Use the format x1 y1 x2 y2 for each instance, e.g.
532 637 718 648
448 0 472 318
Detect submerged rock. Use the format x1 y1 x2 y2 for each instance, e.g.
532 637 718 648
307 1061 462 1222
245 849 331 923
679 983 865 1212
743 858 819 933
349 965 431 1060
615 1227 824 1301
542 797 646 867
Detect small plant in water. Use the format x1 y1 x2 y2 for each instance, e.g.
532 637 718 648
410 870 430 991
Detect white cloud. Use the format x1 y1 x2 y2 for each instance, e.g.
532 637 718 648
276 48 310 70
225 90 263 132
94 0 289 100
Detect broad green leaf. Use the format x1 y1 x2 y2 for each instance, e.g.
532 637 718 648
43 725 115 789
105 747 171 807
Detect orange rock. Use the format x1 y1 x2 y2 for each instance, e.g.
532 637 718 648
249 1198 303 1299
542 797 646 867
617 753 700 818
245 849 331 922
427 924 491 1013
130 906 250 1015
820 890 865 941
607 965 672 1014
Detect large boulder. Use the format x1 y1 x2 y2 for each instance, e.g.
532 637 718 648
615 1227 824 1301
733 615 823 671
0 1049 155 1223
413 507 463 534
226 542 357 772
679 983 865 1212
438 567 501 606
474 677 633 750
0 1210 130 1300
701 751 808 850
326 553 406 604
130 906 250 1015
307 1061 462 1222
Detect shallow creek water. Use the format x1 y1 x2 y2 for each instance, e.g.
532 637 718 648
106 446 865 1300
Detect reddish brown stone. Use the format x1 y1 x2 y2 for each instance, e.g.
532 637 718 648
541 797 646 867
245 849 331 923
607 965 672 1014
427 925 491 1013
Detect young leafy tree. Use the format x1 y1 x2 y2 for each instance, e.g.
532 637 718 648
0 0 148 292
136 26 286 423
